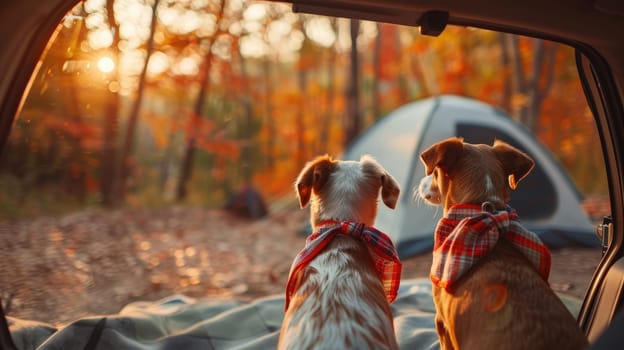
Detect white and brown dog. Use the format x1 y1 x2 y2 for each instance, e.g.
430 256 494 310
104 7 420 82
278 155 402 350
418 137 587 350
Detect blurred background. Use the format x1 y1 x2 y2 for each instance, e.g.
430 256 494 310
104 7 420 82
0 0 609 325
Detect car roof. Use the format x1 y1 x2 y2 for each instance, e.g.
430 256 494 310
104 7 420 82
291 1 624 73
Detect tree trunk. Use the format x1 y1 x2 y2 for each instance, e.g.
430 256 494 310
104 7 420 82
176 137 197 201
499 33 512 113
409 52 431 98
158 131 175 194
63 10 88 200
372 23 382 121
100 0 121 207
502 34 557 132
526 40 557 131
344 19 361 148
117 0 160 201
318 18 338 153
263 57 275 170
296 64 307 167
176 0 225 201
235 36 254 183
393 27 409 107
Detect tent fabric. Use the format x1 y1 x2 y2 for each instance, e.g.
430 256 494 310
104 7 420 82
5 279 583 350
344 95 600 258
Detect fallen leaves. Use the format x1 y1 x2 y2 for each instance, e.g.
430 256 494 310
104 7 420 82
0 206 307 325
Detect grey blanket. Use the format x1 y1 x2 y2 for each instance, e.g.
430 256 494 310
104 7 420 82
8 278 580 350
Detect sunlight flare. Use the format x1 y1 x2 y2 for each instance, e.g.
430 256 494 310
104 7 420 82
97 56 115 73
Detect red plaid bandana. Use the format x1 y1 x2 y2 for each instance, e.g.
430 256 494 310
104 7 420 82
285 221 402 311
431 204 551 292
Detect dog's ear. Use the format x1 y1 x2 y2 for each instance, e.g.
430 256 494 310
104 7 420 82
361 155 401 209
420 137 464 175
492 140 535 190
295 155 336 208
380 173 401 209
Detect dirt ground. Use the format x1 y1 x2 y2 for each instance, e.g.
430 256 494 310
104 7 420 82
0 205 602 326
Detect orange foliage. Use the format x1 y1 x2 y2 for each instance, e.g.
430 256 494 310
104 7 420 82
253 160 299 198
8 6 602 210
378 25 400 80
142 111 171 149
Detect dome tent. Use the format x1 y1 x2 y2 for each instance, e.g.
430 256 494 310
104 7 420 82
344 95 600 259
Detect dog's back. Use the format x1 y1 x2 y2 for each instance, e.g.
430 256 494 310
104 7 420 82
435 239 587 349
279 235 396 349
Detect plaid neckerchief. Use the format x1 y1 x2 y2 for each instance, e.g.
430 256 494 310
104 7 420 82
285 221 402 311
431 204 551 292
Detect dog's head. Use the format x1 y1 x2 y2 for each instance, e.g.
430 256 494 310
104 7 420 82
295 155 400 229
417 137 534 214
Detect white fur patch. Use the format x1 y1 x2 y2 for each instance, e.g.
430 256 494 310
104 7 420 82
485 174 494 193
417 175 441 205
313 160 378 226
484 174 502 203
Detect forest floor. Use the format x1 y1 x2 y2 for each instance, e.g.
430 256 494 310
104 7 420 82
0 204 602 326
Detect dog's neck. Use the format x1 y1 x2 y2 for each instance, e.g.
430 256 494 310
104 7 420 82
443 200 507 217
441 171 509 216
315 218 344 228
310 217 375 232
311 216 374 233
309 197 377 232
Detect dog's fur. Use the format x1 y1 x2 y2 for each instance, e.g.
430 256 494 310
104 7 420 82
278 155 401 350
418 137 588 350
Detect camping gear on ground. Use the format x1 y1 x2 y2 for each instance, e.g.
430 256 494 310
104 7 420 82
224 185 268 219
344 95 599 258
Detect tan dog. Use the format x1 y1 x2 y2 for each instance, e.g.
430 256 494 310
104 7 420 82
418 137 587 350
278 155 401 350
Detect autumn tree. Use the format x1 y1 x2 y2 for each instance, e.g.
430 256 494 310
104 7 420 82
344 18 361 148
370 23 406 120
100 0 122 207
3 1 605 218
117 0 161 201
59 5 90 201
176 0 227 201
500 34 557 131
232 31 255 183
317 17 338 152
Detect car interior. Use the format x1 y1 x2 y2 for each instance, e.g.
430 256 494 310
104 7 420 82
0 0 623 348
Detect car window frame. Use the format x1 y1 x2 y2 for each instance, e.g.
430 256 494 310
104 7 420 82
574 49 624 338
0 0 623 340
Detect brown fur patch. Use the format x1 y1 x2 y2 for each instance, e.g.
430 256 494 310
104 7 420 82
295 155 337 208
